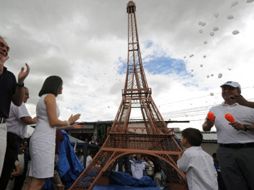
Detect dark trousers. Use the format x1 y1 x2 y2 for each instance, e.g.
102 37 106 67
217 171 227 190
13 151 28 190
0 132 21 190
217 145 254 190
13 173 26 190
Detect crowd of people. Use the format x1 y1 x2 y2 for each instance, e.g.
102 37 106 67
112 154 167 189
1 33 254 190
0 36 81 190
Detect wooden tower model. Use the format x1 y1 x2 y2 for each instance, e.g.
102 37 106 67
69 1 187 190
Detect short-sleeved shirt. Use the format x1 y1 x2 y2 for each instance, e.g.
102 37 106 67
177 146 218 190
130 160 146 179
210 103 254 144
0 67 17 118
86 155 92 168
6 102 30 138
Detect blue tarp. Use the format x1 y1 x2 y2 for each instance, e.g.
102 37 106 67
92 172 159 190
57 130 84 188
93 185 160 190
110 172 157 187
42 130 84 190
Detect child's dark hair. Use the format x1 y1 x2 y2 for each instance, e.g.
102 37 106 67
182 128 203 146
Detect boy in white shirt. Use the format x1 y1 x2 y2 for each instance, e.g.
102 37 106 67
129 154 146 179
177 128 218 190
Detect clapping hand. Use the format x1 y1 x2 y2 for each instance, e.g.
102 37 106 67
68 114 81 125
73 124 82 129
18 63 30 83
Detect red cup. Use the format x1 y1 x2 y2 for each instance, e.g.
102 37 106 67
207 112 215 122
224 113 235 123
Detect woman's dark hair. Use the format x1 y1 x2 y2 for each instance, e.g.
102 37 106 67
182 128 203 146
39 75 63 97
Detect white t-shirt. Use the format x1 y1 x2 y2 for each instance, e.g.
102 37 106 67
210 103 254 144
86 155 93 168
130 160 146 179
177 146 218 190
146 160 154 176
6 102 30 138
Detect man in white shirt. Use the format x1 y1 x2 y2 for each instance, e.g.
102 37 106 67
203 81 254 190
0 87 36 189
145 158 154 178
177 128 218 190
129 154 146 179
86 152 93 168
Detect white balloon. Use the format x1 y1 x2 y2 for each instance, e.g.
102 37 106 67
231 1 239 7
214 13 219 18
198 21 206 27
213 27 219 31
232 30 239 35
227 15 234 20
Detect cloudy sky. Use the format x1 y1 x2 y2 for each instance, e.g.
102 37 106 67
1 0 254 131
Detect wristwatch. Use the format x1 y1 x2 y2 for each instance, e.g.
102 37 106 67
243 125 248 131
17 82 24 87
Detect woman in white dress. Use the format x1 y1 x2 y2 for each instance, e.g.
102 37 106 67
27 75 80 190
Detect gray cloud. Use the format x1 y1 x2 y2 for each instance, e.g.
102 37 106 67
1 0 254 126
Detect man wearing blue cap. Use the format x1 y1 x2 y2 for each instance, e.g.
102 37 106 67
203 81 254 190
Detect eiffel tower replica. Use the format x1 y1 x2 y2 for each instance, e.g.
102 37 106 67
69 1 187 190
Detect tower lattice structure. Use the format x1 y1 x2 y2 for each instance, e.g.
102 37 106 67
69 1 187 190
